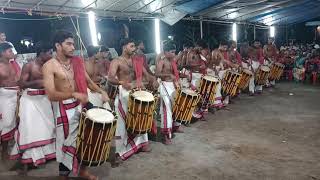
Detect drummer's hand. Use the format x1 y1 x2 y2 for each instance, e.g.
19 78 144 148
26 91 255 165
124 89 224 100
72 92 88 104
122 82 132 90
174 81 181 90
101 91 110 103
152 81 159 90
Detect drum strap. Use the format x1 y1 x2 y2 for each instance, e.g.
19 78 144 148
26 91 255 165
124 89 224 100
161 82 173 108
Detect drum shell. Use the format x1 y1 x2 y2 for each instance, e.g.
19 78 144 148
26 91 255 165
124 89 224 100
255 66 270 85
238 69 253 90
77 109 117 167
173 89 200 123
221 71 242 96
199 76 219 103
126 90 156 134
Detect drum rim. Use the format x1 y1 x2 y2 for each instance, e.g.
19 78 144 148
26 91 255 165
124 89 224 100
85 107 116 123
130 89 155 102
202 75 219 82
181 88 199 96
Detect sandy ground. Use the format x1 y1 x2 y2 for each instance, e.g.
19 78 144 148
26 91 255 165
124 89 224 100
1 82 320 180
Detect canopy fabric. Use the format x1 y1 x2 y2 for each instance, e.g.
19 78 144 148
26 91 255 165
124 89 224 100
0 0 319 25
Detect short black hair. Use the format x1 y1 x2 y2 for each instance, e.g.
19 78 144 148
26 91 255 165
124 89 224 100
99 45 109 52
0 42 13 56
87 45 100 57
135 40 143 46
53 30 74 50
220 40 228 46
163 40 176 52
35 42 52 57
183 42 193 49
0 32 4 34
120 38 135 50
196 39 208 49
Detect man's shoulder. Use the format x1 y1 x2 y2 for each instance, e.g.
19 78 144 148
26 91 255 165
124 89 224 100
43 58 57 68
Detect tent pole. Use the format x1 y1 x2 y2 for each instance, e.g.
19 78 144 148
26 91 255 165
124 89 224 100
200 20 203 39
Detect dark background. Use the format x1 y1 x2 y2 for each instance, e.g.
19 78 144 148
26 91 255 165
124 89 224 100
1 13 319 54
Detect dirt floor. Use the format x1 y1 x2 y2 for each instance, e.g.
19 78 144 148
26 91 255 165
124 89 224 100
1 82 320 180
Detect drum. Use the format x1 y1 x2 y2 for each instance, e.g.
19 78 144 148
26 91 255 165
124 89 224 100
221 70 242 96
104 81 118 100
255 65 270 85
77 108 117 167
238 69 253 90
173 89 200 123
199 75 220 103
126 89 156 134
269 62 285 80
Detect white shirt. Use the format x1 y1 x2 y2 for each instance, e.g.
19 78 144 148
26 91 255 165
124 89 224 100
6 41 17 55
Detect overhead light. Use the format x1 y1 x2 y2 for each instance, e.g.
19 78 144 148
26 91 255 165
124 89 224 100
97 32 101 42
88 11 98 46
270 26 275 38
228 12 238 19
155 18 161 54
232 23 237 42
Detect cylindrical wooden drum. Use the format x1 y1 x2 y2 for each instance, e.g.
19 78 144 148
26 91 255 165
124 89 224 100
77 108 117 167
238 69 253 90
126 89 156 134
222 70 242 96
255 65 270 85
269 62 285 81
199 75 219 104
173 89 200 123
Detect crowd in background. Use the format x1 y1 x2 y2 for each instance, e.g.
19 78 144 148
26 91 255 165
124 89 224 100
276 43 320 84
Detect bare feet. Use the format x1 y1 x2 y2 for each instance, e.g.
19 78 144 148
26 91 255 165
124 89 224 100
174 126 184 133
111 154 123 168
162 135 172 145
140 144 152 153
79 168 98 180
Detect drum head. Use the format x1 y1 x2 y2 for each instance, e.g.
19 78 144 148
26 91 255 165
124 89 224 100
132 90 154 102
182 89 198 96
243 69 253 75
86 108 115 124
203 75 219 82
261 66 270 72
275 62 284 67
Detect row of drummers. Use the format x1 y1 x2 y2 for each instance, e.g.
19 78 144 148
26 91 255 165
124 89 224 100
70 41 286 168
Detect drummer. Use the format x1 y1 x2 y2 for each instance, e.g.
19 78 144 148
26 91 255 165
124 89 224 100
155 40 183 145
228 40 242 68
85 45 110 108
209 40 239 109
10 42 55 172
108 38 158 160
43 30 108 180
263 37 278 87
240 41 256 96
0 42 20 161
249 40 265 94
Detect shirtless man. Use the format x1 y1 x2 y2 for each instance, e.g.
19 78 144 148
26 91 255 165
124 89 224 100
228 40 242 66
155 40 183 145
135 40 154 76
186 45 207 90
263 37 278 87
85 45 111 108
10 43 55 172
108 38 158 160
43 31 108 180
249 40 264 94
210 41 239 109
0 42 19 161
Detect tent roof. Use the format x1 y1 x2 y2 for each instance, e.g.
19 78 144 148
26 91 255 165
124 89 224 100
1 0 319 25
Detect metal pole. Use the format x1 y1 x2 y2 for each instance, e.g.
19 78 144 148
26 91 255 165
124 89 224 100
200 20 203 39
253 25 256 40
